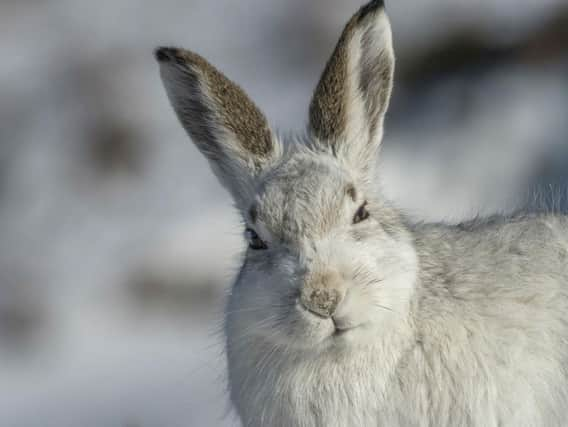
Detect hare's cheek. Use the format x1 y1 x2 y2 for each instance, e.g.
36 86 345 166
350 226 375 242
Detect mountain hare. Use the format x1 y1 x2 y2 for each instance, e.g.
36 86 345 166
155 1 568 425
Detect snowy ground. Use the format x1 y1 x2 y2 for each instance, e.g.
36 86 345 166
1 0 567 426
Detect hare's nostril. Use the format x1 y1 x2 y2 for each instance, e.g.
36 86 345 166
300 288 342 318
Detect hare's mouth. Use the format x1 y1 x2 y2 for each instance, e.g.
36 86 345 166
332 326 352 337
331 317 362 338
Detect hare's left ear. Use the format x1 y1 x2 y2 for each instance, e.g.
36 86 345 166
309 0 394 174
156 47 279 207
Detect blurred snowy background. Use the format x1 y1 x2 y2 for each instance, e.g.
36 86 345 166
1 0 567 426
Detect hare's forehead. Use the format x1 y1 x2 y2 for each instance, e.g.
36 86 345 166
252 156 356 235
260 156 351 203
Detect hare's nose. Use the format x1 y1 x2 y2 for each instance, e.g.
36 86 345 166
300 288 343 318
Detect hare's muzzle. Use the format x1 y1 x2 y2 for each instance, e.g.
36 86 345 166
300 287 344 318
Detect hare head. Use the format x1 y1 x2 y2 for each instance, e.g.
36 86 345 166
156 0 417 357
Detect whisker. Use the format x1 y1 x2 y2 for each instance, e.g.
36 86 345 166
372 302 394 312
224 307 267 316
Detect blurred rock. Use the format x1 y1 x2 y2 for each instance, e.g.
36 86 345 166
127 268 220 316
0 300 44 351
123 216 241 318
0 276 48 357
60 54 150 179
85 120 145 176
396 8 568 88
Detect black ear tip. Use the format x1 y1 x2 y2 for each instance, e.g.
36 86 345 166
154 46 178 63
358 0 385 20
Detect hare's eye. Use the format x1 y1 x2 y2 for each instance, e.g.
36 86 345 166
245 228 267 250
353 201 370 224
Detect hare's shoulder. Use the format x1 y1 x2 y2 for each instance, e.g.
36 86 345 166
414 213 568 258
412 214 568 403
413 213 568 306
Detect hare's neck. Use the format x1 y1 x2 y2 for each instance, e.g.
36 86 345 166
230 317 416 426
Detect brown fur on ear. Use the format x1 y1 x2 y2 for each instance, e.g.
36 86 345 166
308 0 393 154
156 47 273 167
308 20 353 144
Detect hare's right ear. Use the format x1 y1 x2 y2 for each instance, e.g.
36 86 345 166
155 47 278 206
309 0 394 176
